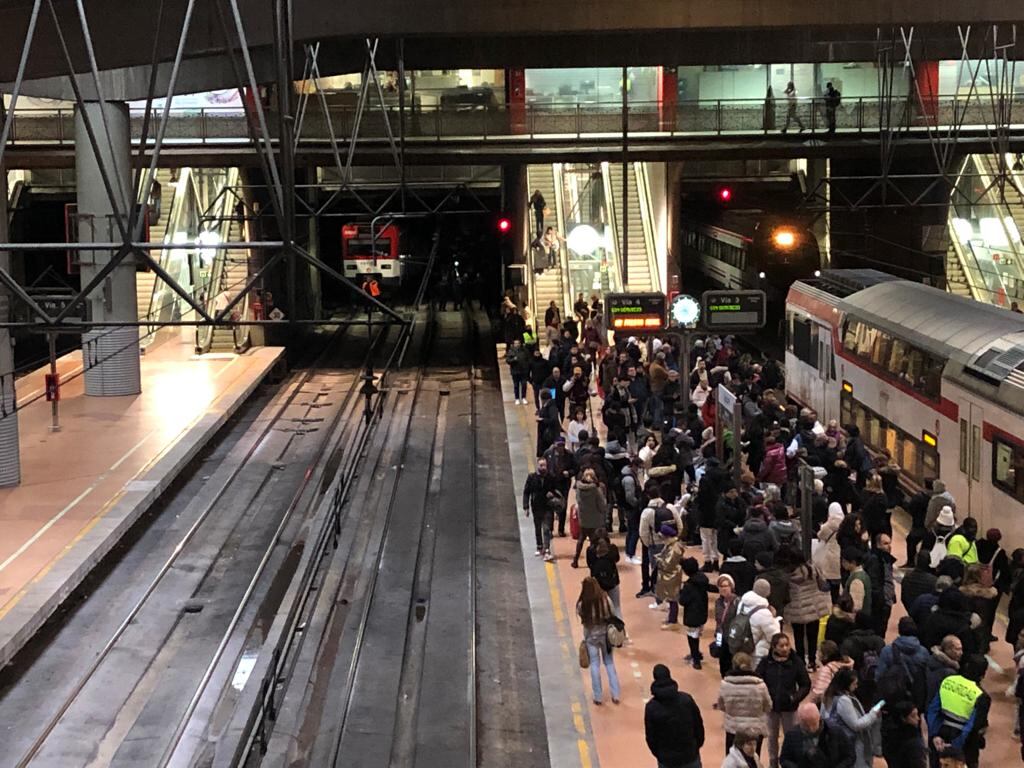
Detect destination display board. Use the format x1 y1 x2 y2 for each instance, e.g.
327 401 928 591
606 292 666 331
701 290 767 329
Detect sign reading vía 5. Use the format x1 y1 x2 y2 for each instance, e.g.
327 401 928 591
606 292 666 331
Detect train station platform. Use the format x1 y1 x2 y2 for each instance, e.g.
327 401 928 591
0 338 284 669
496 342 1020 768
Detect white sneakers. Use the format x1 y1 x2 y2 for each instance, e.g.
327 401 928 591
514 398 528 405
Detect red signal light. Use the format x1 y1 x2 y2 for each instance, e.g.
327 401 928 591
498 218 512 233
718 187 732 203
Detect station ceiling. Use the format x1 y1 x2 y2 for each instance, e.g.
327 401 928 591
0 1 1020 96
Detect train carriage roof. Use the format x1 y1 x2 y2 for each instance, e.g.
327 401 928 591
839 280 1024 367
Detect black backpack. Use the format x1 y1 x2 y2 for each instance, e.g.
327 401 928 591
877 644 927 711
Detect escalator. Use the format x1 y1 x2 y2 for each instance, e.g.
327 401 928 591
525 164 571 324
136 168 178 339
604 162 660 293
207 213 249 353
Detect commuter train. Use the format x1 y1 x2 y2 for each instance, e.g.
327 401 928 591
341 222 405 287
785 268 1024 537
680 212 822 305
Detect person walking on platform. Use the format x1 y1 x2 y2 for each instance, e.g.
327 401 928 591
577 577 621 705
781 81 805 134
819 668 882 768
645 664 705 768
572 468 608 568
543 437 576 535
535 390 562 460
505 339 530 404
522 458 562 561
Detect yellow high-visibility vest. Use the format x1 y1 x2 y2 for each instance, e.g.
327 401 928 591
938 675 982 725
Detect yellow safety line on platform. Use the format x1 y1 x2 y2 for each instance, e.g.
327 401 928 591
514 399 593 768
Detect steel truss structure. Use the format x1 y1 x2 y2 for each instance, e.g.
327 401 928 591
802 23 1021 212
0 0 497 337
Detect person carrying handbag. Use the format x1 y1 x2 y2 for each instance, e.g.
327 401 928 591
577 577 621 705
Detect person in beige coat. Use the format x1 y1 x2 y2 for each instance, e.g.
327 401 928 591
784 553 832 670
716 651 771 756
655 525 686 627
813 502 844 601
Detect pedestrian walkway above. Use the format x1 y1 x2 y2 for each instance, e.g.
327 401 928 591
0 338 283 668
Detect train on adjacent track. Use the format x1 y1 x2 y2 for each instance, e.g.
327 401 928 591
785 268 1024 541
681 211 822 305
341 222 407 287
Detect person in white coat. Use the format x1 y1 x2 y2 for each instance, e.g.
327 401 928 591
813 502 845 602
722 732 764 768
736 579 782 663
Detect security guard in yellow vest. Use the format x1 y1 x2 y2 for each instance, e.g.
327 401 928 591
926 655 989 768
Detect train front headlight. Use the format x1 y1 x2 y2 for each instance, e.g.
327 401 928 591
772 228 797 249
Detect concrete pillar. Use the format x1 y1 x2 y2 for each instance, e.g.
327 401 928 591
0 167 20 486
75 101 140 396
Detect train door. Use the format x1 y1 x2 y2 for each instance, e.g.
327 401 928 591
816 327 836 424
958 400 985 521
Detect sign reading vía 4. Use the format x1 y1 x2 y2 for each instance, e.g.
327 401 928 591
606 292 667 332
702 289 767 329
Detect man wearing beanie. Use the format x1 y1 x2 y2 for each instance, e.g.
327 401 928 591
644 664 704 768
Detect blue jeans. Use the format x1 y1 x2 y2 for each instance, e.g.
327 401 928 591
512 374 527 399
587 640 621 703
625 509 640 557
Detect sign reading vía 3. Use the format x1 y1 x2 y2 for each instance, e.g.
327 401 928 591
702 289 767 329
606 292 667 331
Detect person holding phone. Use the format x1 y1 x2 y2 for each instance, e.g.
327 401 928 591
820 668 881 768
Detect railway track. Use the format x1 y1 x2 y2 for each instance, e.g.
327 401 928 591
0 316 408 768
203 304 484 768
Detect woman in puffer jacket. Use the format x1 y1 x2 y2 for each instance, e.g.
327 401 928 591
655 524 686 628
813 502 845 601
716 651 771 756
784 551 832 670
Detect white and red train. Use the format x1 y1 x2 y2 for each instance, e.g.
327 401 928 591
785 269 1024 536
341 222 405 286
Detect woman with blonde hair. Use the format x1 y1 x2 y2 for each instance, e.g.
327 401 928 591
716 651 771 757
577 576 621 705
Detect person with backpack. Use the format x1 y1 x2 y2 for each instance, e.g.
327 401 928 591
638 488 680 598
825 594 858 649
840 612 885 707
620 459 643 562
713 574 740 676
572 468 608 568
645 663 705 768
679 557 711 669
785 551 832 670
733 579 782 664
875 617 931 713
757 633 812 768
957 565 997 656
586 530 621 615
721 539 757 597
974 528 1010 594
820 667 882 768
718 651 772 757
576 576 621 705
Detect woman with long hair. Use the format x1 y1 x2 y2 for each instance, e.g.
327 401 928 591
810 640 854 704
783 550 832 670
820 667 881 768
577 576 621 705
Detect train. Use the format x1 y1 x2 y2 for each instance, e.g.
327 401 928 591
785 268 1024 538
341 222 406 287
680 212 822 305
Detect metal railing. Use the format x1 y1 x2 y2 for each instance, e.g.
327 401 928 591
4 95 1023 146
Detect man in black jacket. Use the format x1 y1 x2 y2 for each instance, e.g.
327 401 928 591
522 458 561 559
644 664 704 768
780 702 855 768
904 480 933 566
542 437 576 535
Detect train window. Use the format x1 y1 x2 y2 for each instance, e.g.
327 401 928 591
971 425 982 482
840 390 938 484
993 438 1024 502
959 419 969 474
843 318 943 401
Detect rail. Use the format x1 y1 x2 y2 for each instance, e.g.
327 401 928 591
4 95 1024 145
